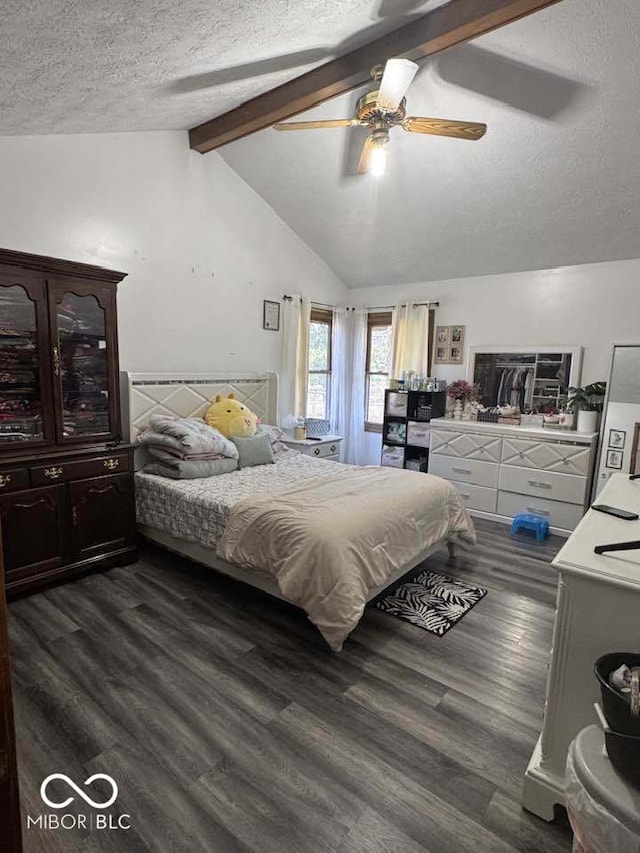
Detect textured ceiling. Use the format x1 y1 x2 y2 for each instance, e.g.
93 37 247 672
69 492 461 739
0 0 448 134
222 0 640 286
2 0 639 287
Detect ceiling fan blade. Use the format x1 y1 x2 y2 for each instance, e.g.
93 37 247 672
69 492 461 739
274 119 359 131
403 117 487 140
357 136 376 175
376 58 419 111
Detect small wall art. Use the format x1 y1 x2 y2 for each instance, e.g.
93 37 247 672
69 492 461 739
608 428 626 450
434 325 465 364
263 300 280 331
606 448 623 470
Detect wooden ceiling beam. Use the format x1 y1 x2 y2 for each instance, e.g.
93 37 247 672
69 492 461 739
189 0 563 153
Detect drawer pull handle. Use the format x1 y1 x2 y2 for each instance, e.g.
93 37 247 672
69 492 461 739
71 506 78 526
452 467 471 474
528 480 552 489
0 474 11 488
52 346 60 377
330 446 336 453
104 458 120 470
314 448 320 455
526 506 550 516
459 492 470 499
44 466 63 480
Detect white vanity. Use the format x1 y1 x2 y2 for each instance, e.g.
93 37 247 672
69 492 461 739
429 419 598 535
522 473 640 819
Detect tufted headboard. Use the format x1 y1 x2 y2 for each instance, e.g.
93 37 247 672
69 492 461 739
120 371 279 444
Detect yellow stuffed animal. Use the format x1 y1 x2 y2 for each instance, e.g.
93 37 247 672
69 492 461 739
204 393 257 438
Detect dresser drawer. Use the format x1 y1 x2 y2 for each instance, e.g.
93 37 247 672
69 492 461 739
501 437 592 476
0 467 30 494
450 481 497 514
431 429 502 462
429 454 499 489
30 453 130 486
496 490 585 531
499 464 587 505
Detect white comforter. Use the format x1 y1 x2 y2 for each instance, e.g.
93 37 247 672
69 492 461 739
218 465 476 650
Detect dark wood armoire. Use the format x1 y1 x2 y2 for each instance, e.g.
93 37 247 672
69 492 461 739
0 248 137 596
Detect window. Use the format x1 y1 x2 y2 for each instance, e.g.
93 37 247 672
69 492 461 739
365 312 392 431
307 308 332 419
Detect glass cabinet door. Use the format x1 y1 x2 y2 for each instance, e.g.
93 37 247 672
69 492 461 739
52 290 114 442
0 280 52 447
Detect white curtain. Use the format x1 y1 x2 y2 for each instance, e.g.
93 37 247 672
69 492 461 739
279 295 311 424
390 301 431 379
330 307 368 464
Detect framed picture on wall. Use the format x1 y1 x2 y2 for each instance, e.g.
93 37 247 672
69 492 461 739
451 326 464 345
606 449 623 470
608 428 626 449
435 346 449 364
436 326 450 345
263 300 280 331
448 345 463 364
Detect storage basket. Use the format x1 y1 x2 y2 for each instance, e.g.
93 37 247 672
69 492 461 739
304 418 330 437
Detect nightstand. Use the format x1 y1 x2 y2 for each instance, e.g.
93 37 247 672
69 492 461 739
281 435 343 461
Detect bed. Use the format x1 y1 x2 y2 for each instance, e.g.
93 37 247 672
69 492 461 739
123 372 476 650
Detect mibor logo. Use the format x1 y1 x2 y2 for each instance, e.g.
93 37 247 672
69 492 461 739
40 774 119 810
27 773 130 832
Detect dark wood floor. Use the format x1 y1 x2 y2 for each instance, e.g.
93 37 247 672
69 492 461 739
8 518 572 852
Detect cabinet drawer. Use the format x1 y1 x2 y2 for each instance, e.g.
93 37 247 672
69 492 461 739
450 481 497 513
30 453 130 486
499 464 587 506
501 437 592 476
304 441 340 459
496 490 584 531
0 467 30 494
0 484 69 578
429 454 499 488
431 429 502 462
407 421 431 448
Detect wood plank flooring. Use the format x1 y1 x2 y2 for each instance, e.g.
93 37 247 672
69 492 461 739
8 518 573 852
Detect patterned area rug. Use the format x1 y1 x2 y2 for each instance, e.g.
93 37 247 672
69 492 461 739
375 569 487 636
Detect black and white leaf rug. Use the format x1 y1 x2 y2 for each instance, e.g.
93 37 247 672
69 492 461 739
375 569 487 636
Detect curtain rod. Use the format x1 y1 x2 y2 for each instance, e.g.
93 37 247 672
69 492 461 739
367 301 439 309
282 296 439 309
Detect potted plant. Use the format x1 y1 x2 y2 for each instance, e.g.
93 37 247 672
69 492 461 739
563 382 607 433
447 380 479 420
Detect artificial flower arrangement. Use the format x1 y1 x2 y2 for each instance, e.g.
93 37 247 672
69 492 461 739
446 380 479 402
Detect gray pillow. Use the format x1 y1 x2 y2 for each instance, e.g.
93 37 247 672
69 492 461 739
231 433 275 468
143 456 238 479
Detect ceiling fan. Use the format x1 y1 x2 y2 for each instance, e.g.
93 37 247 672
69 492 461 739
273 58 487 176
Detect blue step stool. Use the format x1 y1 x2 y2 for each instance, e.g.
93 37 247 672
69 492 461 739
511 513 550 541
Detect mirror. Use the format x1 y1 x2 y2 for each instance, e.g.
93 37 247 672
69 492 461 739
467 346 583 411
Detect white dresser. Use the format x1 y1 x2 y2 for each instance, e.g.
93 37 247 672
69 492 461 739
280 435 343 461
522 474 640 820
429 419 598 535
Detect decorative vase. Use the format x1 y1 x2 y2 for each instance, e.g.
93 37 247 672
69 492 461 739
577 409 598 433
462 400 476 421
453 399 463 419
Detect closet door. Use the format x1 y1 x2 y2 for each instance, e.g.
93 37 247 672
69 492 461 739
0 266 55 450
47 278 120 444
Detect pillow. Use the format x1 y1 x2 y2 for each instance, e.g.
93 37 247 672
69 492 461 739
255 423 288 454
143 456 238 480
231 433 275 468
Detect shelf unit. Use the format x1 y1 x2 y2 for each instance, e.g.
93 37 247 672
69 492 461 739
381 389 446 472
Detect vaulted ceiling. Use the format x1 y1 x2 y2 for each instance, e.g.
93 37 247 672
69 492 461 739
2 0 639 287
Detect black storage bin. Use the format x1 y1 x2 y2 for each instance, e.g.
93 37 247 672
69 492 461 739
595 653 640 736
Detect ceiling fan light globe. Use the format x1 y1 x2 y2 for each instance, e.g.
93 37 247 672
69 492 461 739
370 145 386 177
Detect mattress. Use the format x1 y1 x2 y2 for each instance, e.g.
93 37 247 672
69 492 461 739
135 451 349 550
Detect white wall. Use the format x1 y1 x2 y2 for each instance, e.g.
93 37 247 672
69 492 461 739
351 259 640 463
0 131 346 374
